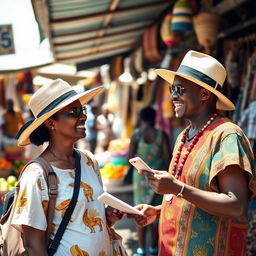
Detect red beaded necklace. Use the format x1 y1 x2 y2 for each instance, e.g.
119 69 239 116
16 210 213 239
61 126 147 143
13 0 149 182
172 113 218 179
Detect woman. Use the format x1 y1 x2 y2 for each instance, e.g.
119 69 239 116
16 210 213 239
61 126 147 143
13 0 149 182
96 104 114 152
12 79 123 255
127 106 171 256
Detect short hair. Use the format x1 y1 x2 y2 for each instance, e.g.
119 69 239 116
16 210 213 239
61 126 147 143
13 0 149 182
139 106 156 123
29 123 50 146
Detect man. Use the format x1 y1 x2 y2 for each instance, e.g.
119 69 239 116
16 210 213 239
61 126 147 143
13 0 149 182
1 99 25 159
2 99 25 138
85 105 98 153
132 50 255 255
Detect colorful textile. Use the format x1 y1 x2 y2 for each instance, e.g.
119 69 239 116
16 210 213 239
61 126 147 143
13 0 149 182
133 129 165 205
159 117 255 256
247 200 256 255
11 150 113 256
171 0 193 32
238 100 256 140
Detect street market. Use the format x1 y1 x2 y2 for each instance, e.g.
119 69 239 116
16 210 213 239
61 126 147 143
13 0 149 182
0 0 256 255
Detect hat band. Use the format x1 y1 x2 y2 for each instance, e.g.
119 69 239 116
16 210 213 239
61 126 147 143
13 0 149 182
16 90 77 139
177 65 221 92
37 90 77 118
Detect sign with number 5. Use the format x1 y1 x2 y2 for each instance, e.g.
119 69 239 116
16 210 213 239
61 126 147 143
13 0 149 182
0 24 15 55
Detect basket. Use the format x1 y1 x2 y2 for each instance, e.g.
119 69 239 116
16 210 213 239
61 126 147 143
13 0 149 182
193 12 220 51
161 12 181 47
102 177 124 187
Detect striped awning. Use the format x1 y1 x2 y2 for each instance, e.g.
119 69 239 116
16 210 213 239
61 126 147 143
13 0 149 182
33 0 170 67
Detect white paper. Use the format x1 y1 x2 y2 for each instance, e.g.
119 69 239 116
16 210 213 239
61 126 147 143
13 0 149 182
97 192 143 215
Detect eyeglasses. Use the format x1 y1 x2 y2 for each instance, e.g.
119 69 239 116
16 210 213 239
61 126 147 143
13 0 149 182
170 85 186 96
55 106 87 118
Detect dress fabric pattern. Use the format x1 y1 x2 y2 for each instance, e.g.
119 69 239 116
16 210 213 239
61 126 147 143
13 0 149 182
159 117 255 256
11 150 113 256
133 129 165 205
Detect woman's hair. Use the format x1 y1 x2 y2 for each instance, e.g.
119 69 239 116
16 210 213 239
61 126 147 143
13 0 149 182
139 106 156 124
29 123 50 146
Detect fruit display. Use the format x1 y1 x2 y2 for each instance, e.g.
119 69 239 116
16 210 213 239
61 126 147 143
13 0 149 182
0 158 12 178
98 138 130 186
0 159 12 170
100 163 128 180
108 138 130 156
11 160 27 175
0 175 17 192
0 158 27 187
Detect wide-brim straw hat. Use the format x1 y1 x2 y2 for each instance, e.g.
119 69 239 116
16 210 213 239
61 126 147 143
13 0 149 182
17 79 104 146
155 50 235 111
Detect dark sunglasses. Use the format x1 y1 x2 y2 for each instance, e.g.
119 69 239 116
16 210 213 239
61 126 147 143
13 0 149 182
170 85 186 96
55 106 87 119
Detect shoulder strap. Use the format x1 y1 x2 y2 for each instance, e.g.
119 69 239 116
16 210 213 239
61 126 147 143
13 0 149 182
34 157 57 247
47 149 81 256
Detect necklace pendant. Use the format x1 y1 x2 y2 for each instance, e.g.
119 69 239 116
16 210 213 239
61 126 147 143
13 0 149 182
165 194 173 202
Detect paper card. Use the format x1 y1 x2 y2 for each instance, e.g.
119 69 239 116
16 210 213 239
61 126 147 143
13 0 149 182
97 192 143 215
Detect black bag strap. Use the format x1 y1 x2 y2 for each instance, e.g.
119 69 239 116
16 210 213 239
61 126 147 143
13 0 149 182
48 149 81 256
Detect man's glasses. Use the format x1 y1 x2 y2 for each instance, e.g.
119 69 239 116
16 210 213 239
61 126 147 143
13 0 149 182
55 106 87 118
170 85 186 96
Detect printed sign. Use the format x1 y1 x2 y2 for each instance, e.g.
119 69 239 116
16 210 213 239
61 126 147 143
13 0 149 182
0 24 15 55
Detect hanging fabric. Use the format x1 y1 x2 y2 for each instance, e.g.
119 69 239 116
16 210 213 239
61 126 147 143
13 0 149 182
0 76 6 108
143 24 162 63
109 56 124 81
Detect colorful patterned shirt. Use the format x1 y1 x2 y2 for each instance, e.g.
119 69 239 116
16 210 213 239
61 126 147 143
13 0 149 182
11 150 114 256
159 117 256 256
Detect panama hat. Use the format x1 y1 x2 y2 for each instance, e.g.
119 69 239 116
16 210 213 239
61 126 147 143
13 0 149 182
17 79 104 146
155 50 235 111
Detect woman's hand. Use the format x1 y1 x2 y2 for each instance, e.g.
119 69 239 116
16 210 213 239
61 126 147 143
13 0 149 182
105 206 123 226
126 204 159 227
138 169 181 195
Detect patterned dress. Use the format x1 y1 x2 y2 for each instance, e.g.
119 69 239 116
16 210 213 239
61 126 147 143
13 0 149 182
133 129 166 205
11 150 114 256
159 117 256 256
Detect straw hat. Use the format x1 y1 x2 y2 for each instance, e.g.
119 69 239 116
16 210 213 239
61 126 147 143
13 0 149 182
17 79 104 146
155 50 235 111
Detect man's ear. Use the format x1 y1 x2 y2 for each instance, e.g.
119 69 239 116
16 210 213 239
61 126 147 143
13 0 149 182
44 118 56 130
200 88 211 101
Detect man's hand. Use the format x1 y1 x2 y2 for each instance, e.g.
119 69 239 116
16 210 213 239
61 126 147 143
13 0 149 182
138 169 180 195
126 204 159 227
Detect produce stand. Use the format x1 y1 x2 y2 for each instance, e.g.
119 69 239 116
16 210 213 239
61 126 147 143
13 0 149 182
95 138 133 194
0 158 25 215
